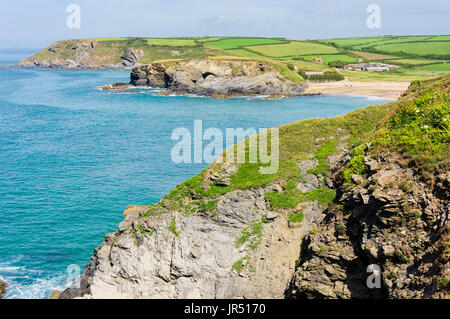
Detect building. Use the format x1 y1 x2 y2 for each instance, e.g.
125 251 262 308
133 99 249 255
304 71 324 76
344 63 389 72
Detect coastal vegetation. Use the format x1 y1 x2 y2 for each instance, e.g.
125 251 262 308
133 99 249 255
21 35 450 82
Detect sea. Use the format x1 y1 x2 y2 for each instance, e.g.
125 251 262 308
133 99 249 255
0 49 392 298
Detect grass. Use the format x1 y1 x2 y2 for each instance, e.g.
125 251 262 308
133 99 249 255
297 54 357 63
236 221 263 249
249 41 339 57
386 58 445 66
288 212 304 223
168 218 181 237
232 256 249 273
373 42 450 56
417 63 450 71
146 38 197 47
372 77 450 169
350 51 394 61
342 145 369 186
204 37 286 50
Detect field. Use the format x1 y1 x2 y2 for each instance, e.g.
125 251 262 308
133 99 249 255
297 54 357 63
373 42 450 56
417 63 450 71
203 37 286 50
23 35 450 82
349 51 393 60
248 41 339 57
146 38 197 47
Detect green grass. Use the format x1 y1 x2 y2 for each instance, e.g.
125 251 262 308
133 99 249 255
168 218 181 237
236 221 263 249
417 63 450 71
320 37 385 48
297 54 357 63
342 145 369 186
352 36 432 50
232 256 249 273
146 38 197 47
225 48 265 58
426 35 450 41
205 37 286 50
249 41 339 57
372 77 450 169
288 212 304 223
385 58 445 66
373 42 450 56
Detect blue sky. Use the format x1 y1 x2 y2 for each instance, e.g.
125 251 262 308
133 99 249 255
1 0 449 48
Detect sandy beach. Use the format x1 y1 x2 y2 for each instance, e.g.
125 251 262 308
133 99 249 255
303 80 411 99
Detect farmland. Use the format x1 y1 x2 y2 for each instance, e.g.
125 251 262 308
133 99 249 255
21 35 450 82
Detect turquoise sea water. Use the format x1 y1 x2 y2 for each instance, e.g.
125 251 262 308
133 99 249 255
0 58 391 298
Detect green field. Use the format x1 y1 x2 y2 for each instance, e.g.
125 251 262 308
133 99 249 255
385 58 446 66
417 63 450 71
249 41 339 57
297 54 357 63
224 48 265 58
204 37 286 50
373 42 450 56
146 38 197 46
426 35 450 41
351 36 431 50
319 37 383 48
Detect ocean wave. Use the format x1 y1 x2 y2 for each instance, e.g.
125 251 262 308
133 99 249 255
0 258 73 299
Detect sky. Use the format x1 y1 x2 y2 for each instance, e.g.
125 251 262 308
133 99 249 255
0 0 449 49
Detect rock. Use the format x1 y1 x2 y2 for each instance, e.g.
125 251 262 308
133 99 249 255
60 184 313 299
287 153 449 299
266 212 278 220
297 174 320 192
0 279 7 298
49 290 62 299
298 159 318 175
121 48 144 67
129 59 306 97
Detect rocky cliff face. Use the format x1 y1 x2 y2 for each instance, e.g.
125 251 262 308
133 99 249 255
130 59 306 97
18 40 145 70
286 152 449 299
60 166 324 299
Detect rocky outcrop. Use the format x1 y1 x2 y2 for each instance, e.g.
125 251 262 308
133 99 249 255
18 40 144 70
286 152 449 299
0 279 7 298
61 188 308 298
129 59 306 97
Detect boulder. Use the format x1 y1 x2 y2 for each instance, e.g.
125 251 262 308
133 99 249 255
0 279 7 298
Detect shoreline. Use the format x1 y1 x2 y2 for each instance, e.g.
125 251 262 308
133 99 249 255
6 66 409 99
302 80 410 99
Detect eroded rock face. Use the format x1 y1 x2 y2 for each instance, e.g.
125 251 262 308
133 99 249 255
286 153 450 299
62 184 319 299
130 59 306 97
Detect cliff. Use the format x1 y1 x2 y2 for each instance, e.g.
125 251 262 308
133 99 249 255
129 59 306 97
17 38 223 70
61 75 449 299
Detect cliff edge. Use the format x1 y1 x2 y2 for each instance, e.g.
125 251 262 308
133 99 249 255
61 75 449 299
